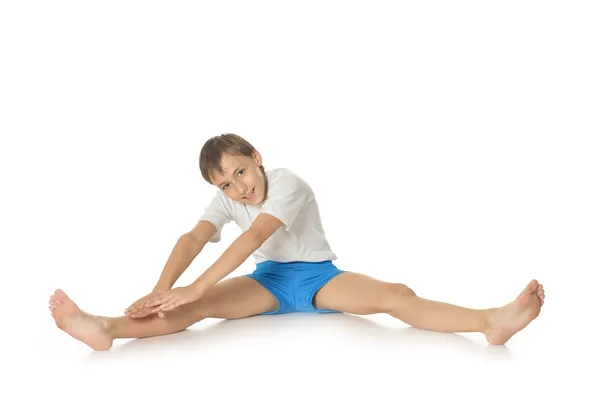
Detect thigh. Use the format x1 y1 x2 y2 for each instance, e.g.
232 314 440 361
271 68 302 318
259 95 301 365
313 272 412 315
192 275 278 319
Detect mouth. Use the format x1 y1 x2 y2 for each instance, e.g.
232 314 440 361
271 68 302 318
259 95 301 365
243 188 255 200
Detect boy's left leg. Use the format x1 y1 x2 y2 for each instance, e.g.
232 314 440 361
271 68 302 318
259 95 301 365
312 272 545 345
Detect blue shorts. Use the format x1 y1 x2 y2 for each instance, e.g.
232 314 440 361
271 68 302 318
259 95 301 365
245 260 346 315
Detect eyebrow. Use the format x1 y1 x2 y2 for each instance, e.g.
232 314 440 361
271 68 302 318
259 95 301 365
216 165 243 188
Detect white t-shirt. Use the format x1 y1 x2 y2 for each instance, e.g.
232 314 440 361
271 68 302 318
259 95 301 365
198 168 338 264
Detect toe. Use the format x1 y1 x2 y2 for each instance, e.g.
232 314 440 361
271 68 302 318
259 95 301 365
54 289 67 301
525 279 539 294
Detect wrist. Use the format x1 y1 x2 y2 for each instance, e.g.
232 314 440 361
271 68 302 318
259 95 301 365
190 280 207 295
153 284 171 292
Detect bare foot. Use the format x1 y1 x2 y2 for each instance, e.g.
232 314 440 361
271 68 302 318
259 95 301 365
485 279 545 345
49 289 113 351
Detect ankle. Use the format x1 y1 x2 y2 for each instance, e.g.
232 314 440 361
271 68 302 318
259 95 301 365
481 308 497 333
95 316 115 337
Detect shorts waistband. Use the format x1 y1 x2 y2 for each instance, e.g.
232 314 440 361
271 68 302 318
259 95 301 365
255 260 335 271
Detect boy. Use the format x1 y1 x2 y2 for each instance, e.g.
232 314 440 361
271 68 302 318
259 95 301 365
49 133 545 351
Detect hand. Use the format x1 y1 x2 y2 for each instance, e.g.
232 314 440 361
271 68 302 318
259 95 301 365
145 284 205 315
125 290 167 319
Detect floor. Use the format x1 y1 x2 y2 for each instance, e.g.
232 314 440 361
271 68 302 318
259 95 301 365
13 289 593 398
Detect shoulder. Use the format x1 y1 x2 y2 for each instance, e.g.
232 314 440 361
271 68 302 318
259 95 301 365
257 168 314 232
206 187 237 211
210 188 229 203
266 168 312 193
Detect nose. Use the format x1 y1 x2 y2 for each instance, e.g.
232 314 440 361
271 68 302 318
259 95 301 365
234 182 247 195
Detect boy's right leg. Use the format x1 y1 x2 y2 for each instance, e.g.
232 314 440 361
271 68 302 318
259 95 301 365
49 276 278 350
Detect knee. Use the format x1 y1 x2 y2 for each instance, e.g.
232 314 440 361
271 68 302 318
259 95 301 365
192 298 214 320
389 283 416 297
383 283 416 311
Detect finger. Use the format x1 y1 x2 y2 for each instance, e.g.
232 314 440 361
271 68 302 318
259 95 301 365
126 301 144 313
131 303 156 317
145 299 162 308
152 303 170 313
153 298 178 313
132 303 165 318
130 297 147 308
135 300 168 317
131 307 154 318
145 291 162 303
136 307 166 318
155 305 175 314
159 302 178 312
134 297 153 310
129 292 159 311
163 297 185 312
146 295 170 308
126 303 144 315
162 302 181 312
131 302 145 312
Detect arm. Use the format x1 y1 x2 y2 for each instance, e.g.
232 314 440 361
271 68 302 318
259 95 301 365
190 230 261 290
126 220 215 318
154 221 215 290
145 214 284 314
192 213 283 292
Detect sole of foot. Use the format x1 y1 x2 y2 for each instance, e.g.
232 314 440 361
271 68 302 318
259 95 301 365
49 289 113 351
485 279 545 345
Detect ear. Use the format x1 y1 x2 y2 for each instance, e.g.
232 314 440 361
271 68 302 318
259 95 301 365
252 150 263 166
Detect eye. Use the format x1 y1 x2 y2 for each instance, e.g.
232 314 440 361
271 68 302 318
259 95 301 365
221 169 244 190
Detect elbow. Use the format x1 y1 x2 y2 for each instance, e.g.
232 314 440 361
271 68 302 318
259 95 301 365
181 232 206 248
245 229 267 249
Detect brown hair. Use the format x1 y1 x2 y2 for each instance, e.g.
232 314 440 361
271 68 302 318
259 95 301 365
199 133 265 185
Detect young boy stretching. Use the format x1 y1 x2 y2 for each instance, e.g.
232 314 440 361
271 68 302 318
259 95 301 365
48 133 545 351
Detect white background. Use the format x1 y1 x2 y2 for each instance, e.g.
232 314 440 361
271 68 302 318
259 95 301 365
1 1 598 398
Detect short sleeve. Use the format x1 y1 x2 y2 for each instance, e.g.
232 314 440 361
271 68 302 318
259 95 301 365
260 170 310 231
198 191 234 242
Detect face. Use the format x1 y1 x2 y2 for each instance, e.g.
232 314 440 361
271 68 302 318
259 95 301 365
210 151 267 205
